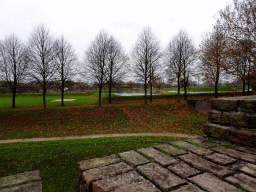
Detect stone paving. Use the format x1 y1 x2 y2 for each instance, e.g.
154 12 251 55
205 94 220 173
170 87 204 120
77 136 256 192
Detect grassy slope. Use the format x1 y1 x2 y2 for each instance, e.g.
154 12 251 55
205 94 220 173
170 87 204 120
0 137 184 192
0 99 208 140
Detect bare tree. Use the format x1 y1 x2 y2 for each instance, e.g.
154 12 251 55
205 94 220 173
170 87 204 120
0 34 28 108
54 36 77 106
165 30 195 101
106 36 127 104
27 25 57 108
219 0 256 93
132 27 161 104
200 23 227 98
84 30 109 107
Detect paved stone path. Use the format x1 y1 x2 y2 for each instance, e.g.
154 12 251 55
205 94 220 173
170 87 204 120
0 133 198 144
78 136 256 192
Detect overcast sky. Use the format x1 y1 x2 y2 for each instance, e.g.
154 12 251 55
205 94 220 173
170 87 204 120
1 0 233 60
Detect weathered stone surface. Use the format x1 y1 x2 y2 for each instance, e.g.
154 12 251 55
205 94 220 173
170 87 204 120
170 141 213 156
212 146 256 164
154 143 187 156
92 171 143 192
240 100 256 113
0 181 42 192
186 137 216 148
179 153 233 178
118 150 149 167
204 153 237 166
168 161 200 178
78 155 120 178
225 173 256 192
209 110 222 123
137 163 186 191
211 98 238 111
172 184 204 192
234 145 256 155
221 112 256 129
230 162 256 177
81 162 132 191
137 147 178 166
204 123 230 140
113 180 160 192
0 170 41 189
228 128 256 147
195 100 212 114
189 173 241 192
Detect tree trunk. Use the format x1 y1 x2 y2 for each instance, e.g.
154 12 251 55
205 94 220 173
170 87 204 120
43 87 46 108
61 87 64 106
177 75 180 103
99 85 102 107
184 83 187 100
144 79 147 105
12 87 16 108
150 81 153 102
108 81 112 104
214 82 218 98
242 79 246 93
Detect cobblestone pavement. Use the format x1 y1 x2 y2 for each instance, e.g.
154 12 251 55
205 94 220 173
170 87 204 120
78 136 256 192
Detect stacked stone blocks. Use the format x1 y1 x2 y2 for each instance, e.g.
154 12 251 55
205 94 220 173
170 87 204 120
205 96 256 147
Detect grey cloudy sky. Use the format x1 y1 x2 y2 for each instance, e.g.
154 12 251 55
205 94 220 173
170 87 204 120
0 0 233 59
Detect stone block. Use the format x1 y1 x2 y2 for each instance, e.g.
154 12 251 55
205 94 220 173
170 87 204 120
211 98 238 111
113 180 160 192
234 145 256 155
204 153 237 166
204 123 229 140
228 128 256 147
137 163 186 191
212 146 256 164
221 112 256 129
225 173 256 192
189 173 242 192
0 170 41 189
209 110 222 123
172 184 204 192
78 154 120 178
118 150 150 167
168 161 200 178
186 137 216 148
154 143 187 156
0 181 42 192
230 162 256 177
137 147 178 166
92 171 143 192
240 100 256 113
170 141 213 156
81 162 132 191
179 153 233 178
195 100 212 114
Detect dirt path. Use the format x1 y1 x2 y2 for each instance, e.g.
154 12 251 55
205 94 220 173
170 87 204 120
0 133 199 144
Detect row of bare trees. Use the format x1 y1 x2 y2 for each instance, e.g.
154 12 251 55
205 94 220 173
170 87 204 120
200 0 256 97
0 25 77 108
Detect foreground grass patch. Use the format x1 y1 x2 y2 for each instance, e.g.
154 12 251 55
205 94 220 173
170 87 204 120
0 137 184 192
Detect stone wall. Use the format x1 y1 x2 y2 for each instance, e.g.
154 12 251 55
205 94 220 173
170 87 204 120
204 95 256 147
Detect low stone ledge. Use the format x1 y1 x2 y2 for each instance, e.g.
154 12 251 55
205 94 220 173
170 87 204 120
228 128 256 147
240 100 256 113
221 112 256 129
204 123 230 141
211 98 238 111
0 170 42 192
208 110 222 124
225 173 256 192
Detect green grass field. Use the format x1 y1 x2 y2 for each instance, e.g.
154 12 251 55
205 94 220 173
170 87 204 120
0 137 184 192
0 92 110 109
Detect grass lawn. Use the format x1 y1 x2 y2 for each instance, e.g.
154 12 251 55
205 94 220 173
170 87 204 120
0 92 108 109
0 136 185 192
